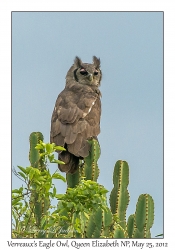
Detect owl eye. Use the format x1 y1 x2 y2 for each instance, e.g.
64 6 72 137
94 70 98 76
80 68 88 75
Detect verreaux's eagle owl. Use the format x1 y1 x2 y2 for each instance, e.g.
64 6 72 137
50 56 102 174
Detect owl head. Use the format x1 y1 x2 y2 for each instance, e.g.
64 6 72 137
66 56 102 87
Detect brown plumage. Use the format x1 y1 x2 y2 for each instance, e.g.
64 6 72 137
50 56 102 173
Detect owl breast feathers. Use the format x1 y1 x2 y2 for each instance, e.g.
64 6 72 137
50 56 102 174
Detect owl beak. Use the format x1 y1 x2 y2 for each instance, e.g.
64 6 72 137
88 73 93 81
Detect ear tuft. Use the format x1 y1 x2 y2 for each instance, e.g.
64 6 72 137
93 56 100 68
74 56 82 68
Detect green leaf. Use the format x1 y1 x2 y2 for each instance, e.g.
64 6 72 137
17 166 27 174
77 195 87 199
32 168 40 175
12 189 21 194
18 172 26 180
55 194 64 200
52 173 66 182
51 209 60 214
67 203 74 208
35 144 44 150
60 216 69 221
12 198 21 206
19 187 23 192
53 186 56 197
54 145 66 151
40 170 50 176
48 154 55 162
37 176 47 181
33 180 41 185
100 188 108 194
46 143 53 154
39 152 47 157
51 159 65 164
25 166 33 174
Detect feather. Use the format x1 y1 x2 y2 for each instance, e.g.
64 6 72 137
93 56 100 68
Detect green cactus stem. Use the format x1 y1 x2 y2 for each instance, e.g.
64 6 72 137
101 207 113 237
66 167 80 188
83 138 100 181
133 194 154 238
127 214 135 238
112 224 126 238
29 132 50 236
66 138 101 188
29 132 45 170
85 207 102 238
109 160 130 230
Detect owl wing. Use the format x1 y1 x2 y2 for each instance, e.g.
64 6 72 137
50 82 101 157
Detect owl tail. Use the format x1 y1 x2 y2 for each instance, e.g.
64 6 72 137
58 151 79 174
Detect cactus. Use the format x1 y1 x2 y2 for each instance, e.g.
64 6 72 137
13 132 156 239
127 214 135 238
83 139 100 181
84 208 120 238
29 132 45 171
112 224 126 238
29 132 50 237
126 195 154 239
66 167 80 188
132 194 154 238
31 134 154 239
101 207 113 237
66 138 101 188
109 160 130 230
85 207 102 238
65 155 155 238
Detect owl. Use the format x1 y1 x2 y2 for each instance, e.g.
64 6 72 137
50 56 102 174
